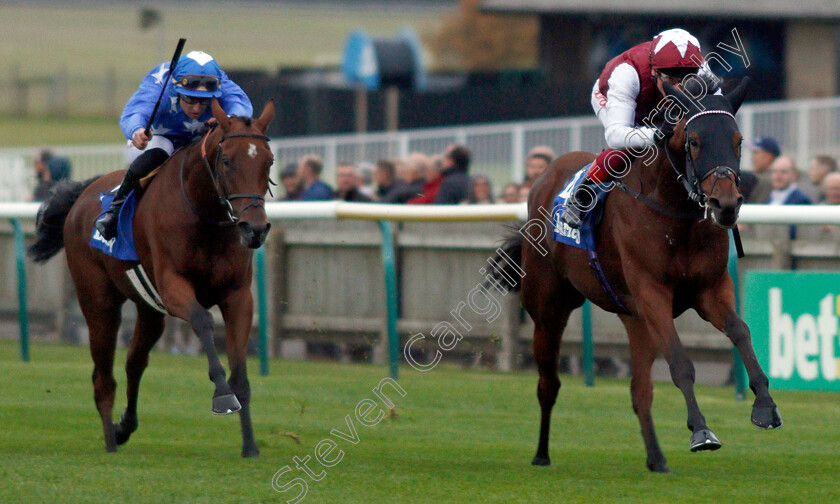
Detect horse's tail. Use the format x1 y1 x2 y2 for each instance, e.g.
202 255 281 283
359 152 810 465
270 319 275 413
485 225 525 293
28 176 101 263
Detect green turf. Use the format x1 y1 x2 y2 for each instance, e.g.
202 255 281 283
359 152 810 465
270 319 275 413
1 340 837 503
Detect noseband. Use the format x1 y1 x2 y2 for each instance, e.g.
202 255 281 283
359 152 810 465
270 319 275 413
181 128 271 227
665 109 740 207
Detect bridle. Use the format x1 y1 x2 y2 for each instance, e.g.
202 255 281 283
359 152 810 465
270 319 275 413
664 109 740 208
181 127 272 227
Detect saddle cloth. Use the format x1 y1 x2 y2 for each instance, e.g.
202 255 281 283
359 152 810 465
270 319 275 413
551 164 609 248
89 188 140 261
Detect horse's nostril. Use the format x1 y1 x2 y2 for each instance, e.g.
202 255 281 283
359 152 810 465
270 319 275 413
708 197 722 209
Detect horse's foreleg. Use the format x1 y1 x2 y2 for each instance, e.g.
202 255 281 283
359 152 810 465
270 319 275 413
620 315 668 473
118 307 165 445
636 287 720 452
219 290 259 458
696 275 782 429
621 316 671 473
159 271 239 415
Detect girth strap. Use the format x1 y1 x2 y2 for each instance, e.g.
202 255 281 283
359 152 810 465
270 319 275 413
587 248 631 315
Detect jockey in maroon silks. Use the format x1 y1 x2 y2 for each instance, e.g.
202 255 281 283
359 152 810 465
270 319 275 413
560 28 717 228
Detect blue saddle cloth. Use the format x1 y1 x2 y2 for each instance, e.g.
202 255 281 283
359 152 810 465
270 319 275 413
551 164 609 248
89 189 140 261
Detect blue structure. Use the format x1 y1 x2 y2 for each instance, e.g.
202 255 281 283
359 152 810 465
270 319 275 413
343 28 426 90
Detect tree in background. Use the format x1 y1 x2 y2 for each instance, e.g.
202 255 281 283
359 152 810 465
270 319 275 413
424 0 538 71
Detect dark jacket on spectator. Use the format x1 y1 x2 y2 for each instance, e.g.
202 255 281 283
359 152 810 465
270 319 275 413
766 189 811 206
338 187 372 202
301 180 334 201
408 177 443 204
767 187 811 240
434 167 470 204
389 179 425 204
32 156 72 201
377 179 409 203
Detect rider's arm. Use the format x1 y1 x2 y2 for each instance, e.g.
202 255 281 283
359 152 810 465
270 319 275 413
218 71 254 118
120 64 167 140
602 64 658 150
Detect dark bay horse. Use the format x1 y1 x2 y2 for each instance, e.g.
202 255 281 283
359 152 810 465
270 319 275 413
490 78 782 472
29 99 275 457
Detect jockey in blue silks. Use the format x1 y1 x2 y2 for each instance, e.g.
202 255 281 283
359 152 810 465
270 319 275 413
95 50 253 240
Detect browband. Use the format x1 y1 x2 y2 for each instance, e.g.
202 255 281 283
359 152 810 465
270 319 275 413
684 110 736 127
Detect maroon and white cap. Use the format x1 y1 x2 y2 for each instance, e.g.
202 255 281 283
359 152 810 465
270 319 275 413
650 28 704 70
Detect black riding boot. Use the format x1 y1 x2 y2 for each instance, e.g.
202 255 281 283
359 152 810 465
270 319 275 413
95 148 168 240
560 175 599 229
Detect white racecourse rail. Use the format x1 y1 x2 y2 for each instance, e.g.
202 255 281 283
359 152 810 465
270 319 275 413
3 95 840 202
4 201 840 225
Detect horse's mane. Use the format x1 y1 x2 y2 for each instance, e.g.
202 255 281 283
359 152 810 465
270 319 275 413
185 116 255 147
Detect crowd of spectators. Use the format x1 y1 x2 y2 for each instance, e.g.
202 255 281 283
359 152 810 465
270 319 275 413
276 144 557 206
276 138 840 221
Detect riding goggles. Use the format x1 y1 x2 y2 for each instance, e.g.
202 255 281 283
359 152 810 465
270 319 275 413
175 74 221 93
179 94 210 105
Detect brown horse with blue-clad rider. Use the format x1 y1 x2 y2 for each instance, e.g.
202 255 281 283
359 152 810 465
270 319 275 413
29 99 275 457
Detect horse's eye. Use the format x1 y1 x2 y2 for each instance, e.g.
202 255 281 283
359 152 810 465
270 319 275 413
689 139 699 147
222 155 230 167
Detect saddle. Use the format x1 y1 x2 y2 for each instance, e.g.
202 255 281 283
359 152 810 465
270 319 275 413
89 189 140 261
551 164 629 314
551 164 608 249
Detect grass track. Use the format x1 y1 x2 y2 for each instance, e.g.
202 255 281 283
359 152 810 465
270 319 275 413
1 340 838 503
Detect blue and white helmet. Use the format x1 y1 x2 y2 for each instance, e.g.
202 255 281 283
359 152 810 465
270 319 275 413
172 51 223 98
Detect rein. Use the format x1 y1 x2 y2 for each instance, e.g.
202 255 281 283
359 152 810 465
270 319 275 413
180 128 271 227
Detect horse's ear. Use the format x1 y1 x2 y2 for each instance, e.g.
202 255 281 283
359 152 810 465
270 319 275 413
211 98 231 130
255 100 275 133
725 76 751 113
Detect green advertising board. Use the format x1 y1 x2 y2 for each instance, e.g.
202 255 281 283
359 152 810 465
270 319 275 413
744 271 840 391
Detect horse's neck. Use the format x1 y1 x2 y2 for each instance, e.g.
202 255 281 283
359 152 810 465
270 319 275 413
181 137 227 222
638 144 696 215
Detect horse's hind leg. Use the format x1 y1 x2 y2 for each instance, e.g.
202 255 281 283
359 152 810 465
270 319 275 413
524 277 583 466
116 306 165 446
696 275 782 429
620 315 668 473
74 282 124 453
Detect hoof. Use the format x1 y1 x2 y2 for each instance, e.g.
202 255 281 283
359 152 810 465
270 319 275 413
690 428 722 452
213 393 242 415
647 463 670 474
531 455 551 466
751 405 783 430
242 445 260 458
646 455 670 473
115 412 138 446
